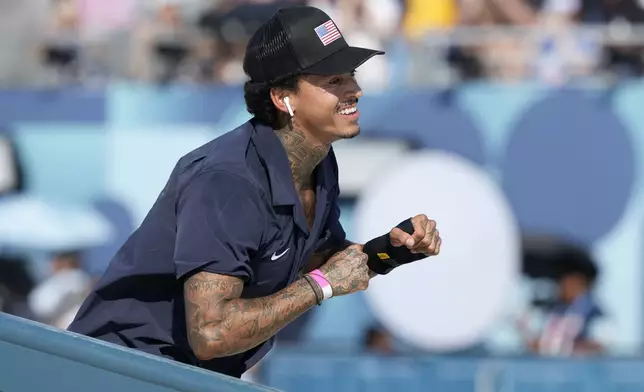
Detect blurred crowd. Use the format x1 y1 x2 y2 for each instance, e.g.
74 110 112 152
0 0 642 89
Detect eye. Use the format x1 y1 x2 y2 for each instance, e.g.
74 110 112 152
328 77 341 85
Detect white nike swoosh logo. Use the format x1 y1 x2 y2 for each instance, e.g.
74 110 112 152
271 248 290 261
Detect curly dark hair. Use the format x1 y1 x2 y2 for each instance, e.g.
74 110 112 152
242 8 303 129
243 74 300 129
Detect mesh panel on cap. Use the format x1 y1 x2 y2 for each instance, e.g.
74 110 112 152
243 10 301 83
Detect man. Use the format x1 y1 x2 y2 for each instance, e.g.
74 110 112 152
68 5 441 378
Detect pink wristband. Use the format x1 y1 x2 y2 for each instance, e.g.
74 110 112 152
309 269 333 300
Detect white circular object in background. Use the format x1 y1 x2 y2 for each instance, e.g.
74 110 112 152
355 151 521 352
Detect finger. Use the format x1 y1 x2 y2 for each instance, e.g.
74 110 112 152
423 236 441 256
389 227 412 247
409 215 429 247
410 228 437 254
411 230 441 255
410 236 432 253
427 235 439 255
434 236 442 255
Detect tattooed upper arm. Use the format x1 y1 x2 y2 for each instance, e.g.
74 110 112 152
183 271 244 359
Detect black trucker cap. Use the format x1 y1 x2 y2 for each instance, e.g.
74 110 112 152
243 5 385 83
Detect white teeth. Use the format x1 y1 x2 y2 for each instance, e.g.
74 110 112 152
338 107 357 115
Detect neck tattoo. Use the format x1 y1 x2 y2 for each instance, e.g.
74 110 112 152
275 120 329 191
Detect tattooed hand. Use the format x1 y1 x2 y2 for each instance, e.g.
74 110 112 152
318 244 370 296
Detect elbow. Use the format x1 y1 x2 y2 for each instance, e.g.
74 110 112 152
190 339 212 361
193 346 217 361
188 327 229 361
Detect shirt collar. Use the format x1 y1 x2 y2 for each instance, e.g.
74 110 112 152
251 121 298 207
250 121 338 235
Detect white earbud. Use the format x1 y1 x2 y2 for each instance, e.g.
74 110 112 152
283 97 294 117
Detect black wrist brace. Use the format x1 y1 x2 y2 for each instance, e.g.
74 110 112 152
363 218 426 275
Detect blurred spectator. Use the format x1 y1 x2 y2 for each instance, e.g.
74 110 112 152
78 0 136 36
130 1 200 83
458 0 537 81
40 0 83 84
401 0 458 38
28 250 93 330
518 245 605 356
533 0 603 84
0 0 50 86
0 254 36 319
363 325 395 355
599 0 644 77
0 129 25 196
198 0 306 84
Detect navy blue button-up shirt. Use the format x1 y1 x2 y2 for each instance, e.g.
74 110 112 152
68 119 346 377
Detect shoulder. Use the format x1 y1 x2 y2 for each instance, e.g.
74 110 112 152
179 121 254 173
171 121 264 196
179 169 266 211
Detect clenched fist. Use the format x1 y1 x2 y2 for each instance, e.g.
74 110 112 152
389 214 441 256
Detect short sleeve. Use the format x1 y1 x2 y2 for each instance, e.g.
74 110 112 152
174 170 265 282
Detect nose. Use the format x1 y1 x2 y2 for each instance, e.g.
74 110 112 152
350 77 363 99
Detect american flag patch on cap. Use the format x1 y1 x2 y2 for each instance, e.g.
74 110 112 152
314 20 341 46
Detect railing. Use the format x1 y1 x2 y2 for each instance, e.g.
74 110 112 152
0 312 279 392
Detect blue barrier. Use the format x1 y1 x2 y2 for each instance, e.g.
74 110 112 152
0 312 279 392
263 350 644 392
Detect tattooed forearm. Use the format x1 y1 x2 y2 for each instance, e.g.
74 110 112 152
184 272 317 360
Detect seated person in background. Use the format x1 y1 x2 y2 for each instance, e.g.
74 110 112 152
0 130 25 196
363 324 394 355
518 256 604 356
28 250 94 330
0 255 36 319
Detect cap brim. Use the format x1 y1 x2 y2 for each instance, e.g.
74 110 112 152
302 46 384 76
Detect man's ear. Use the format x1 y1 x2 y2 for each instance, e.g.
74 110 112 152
270 88 293 115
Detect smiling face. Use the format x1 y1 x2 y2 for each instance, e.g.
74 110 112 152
274 71 364 145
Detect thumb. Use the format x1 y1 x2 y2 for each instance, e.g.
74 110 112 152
389 227 413 247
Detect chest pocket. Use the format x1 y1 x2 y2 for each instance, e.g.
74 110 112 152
247 238 296 297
